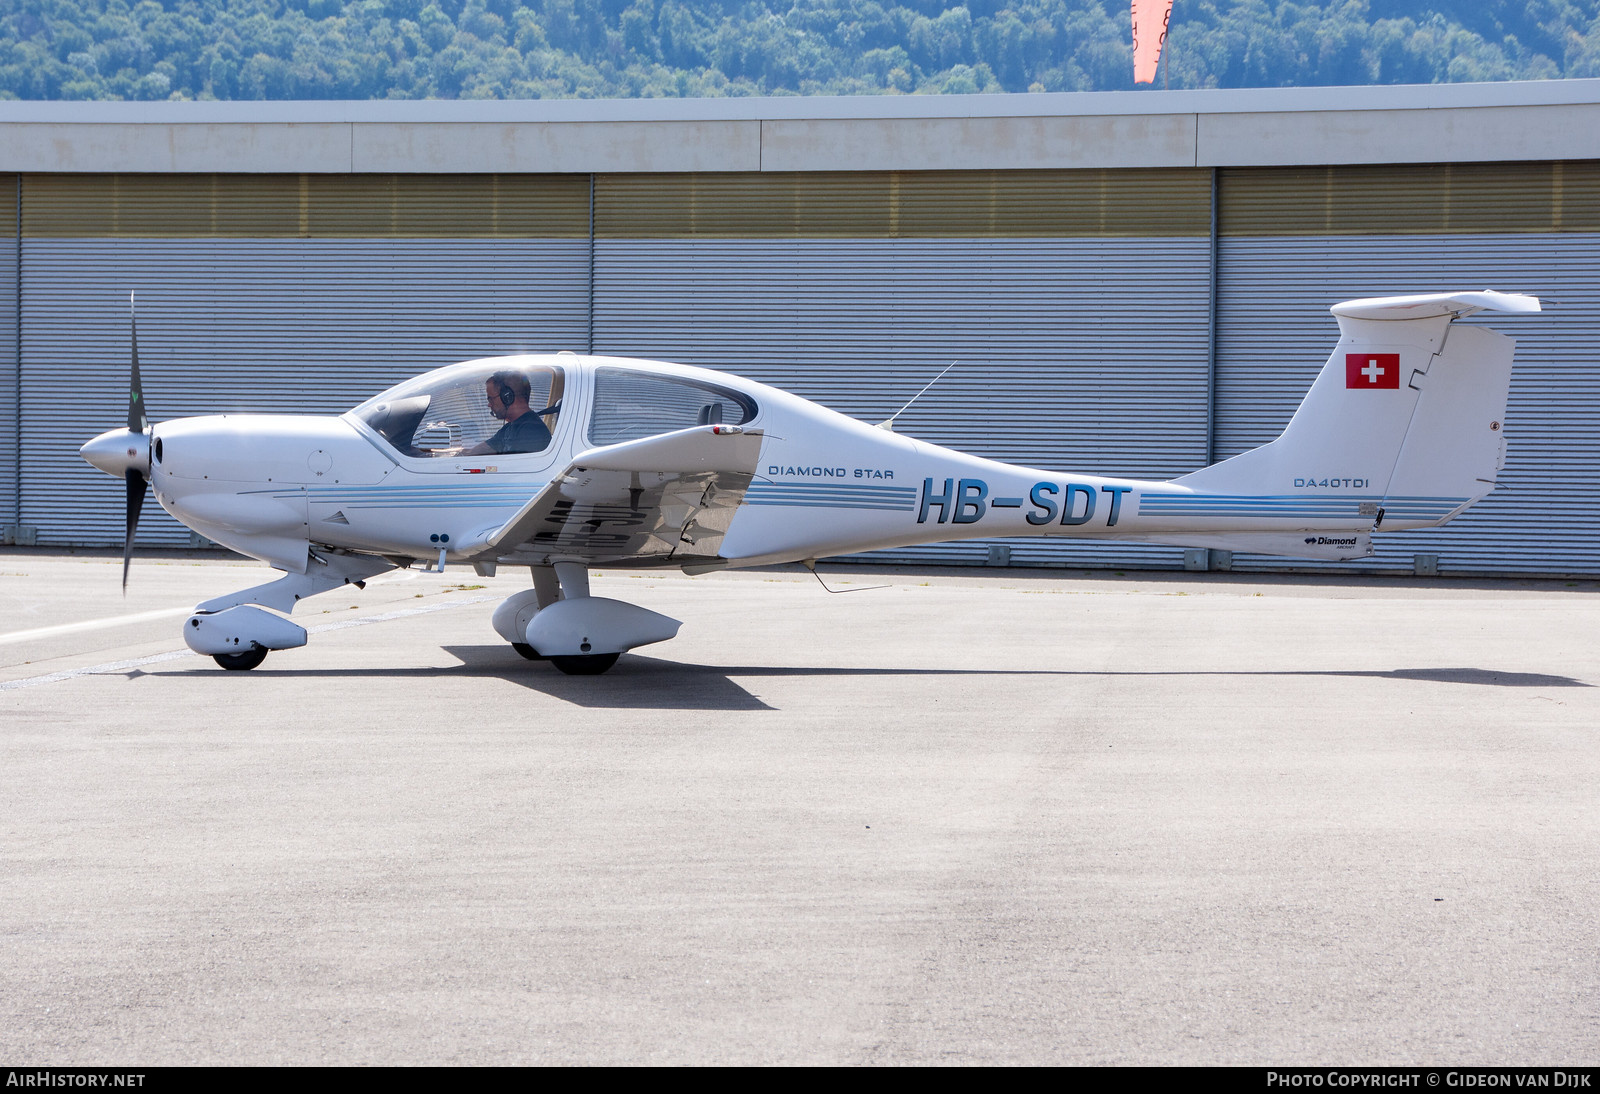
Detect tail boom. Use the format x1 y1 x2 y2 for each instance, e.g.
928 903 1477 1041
721 291 1538 566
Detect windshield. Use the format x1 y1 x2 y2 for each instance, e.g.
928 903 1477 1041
352 361 564 458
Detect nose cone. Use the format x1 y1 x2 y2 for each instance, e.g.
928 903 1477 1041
80 428 151 478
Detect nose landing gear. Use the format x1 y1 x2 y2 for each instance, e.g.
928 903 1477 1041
212 647 269 671
184 553 393 671
184 604 308 670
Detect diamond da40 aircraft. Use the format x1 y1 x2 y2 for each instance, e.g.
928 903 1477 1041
80 290 1539 674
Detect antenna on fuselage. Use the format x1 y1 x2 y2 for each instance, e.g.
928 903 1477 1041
876 360 958 432
802 559 890 594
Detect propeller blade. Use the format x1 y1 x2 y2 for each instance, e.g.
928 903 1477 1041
123 467 147 592
128 292 147 434
123 292 150 591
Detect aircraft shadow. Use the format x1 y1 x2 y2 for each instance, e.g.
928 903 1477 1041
148 646 777 711
149 647 1587 712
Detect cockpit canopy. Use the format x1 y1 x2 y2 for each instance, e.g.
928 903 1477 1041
587 366 757 447
350 357 761 462
351 360 563 458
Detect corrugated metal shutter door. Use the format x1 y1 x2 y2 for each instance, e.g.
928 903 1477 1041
1217 163 1600 576
1 176 17 531
22 174 591 547
594 171 1213 569
1217 233 1600 576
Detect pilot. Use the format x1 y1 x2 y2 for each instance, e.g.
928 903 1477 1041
464 371 553 455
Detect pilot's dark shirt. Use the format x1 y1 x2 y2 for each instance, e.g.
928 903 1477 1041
487 411 552 454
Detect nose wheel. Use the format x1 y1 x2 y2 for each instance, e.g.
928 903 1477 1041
212 647 268 671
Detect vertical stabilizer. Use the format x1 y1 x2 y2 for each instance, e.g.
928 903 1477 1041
1175 292 1537 529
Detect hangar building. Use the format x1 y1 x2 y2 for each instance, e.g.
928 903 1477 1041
2 80 1598 575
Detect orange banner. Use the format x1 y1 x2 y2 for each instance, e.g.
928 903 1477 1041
1132 0 1173 84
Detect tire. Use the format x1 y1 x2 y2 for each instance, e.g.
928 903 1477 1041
511 642 542 661
549 653 620 676
213 647 268 671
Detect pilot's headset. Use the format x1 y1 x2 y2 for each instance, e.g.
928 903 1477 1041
490 372 524 411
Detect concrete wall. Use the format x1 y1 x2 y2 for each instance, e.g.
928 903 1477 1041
2 80 1598 175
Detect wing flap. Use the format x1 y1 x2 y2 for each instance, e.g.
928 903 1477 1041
475 426 764 566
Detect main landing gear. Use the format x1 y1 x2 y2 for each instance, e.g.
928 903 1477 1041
549 653 621 675
491 563 679 676
512 639 621 675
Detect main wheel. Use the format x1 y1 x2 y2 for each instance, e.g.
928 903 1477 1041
511 642 542 661
213 647 268 671
549 653 620 676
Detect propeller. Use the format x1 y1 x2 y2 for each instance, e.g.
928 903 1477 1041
122 293 149 591
79 294 155 590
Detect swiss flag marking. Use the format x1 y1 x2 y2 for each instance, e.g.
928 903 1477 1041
1345 352 1400 389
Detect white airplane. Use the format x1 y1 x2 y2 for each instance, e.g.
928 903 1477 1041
81 290 1539 674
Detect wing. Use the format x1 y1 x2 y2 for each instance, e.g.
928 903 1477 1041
472 425 765 569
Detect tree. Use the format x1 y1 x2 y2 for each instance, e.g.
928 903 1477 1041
2 0 1598 102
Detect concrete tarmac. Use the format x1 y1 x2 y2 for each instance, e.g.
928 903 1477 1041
1 550 1597 1065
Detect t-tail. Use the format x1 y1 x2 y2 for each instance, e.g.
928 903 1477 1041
1158 291 1541 560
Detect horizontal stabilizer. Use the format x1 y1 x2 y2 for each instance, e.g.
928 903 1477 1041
1331 291 1540 321
1141 531 1373 561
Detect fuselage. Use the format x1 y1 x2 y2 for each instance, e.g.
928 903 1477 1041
110 352 1398 574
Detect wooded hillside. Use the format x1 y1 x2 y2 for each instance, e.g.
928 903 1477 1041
4 0 1598 101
